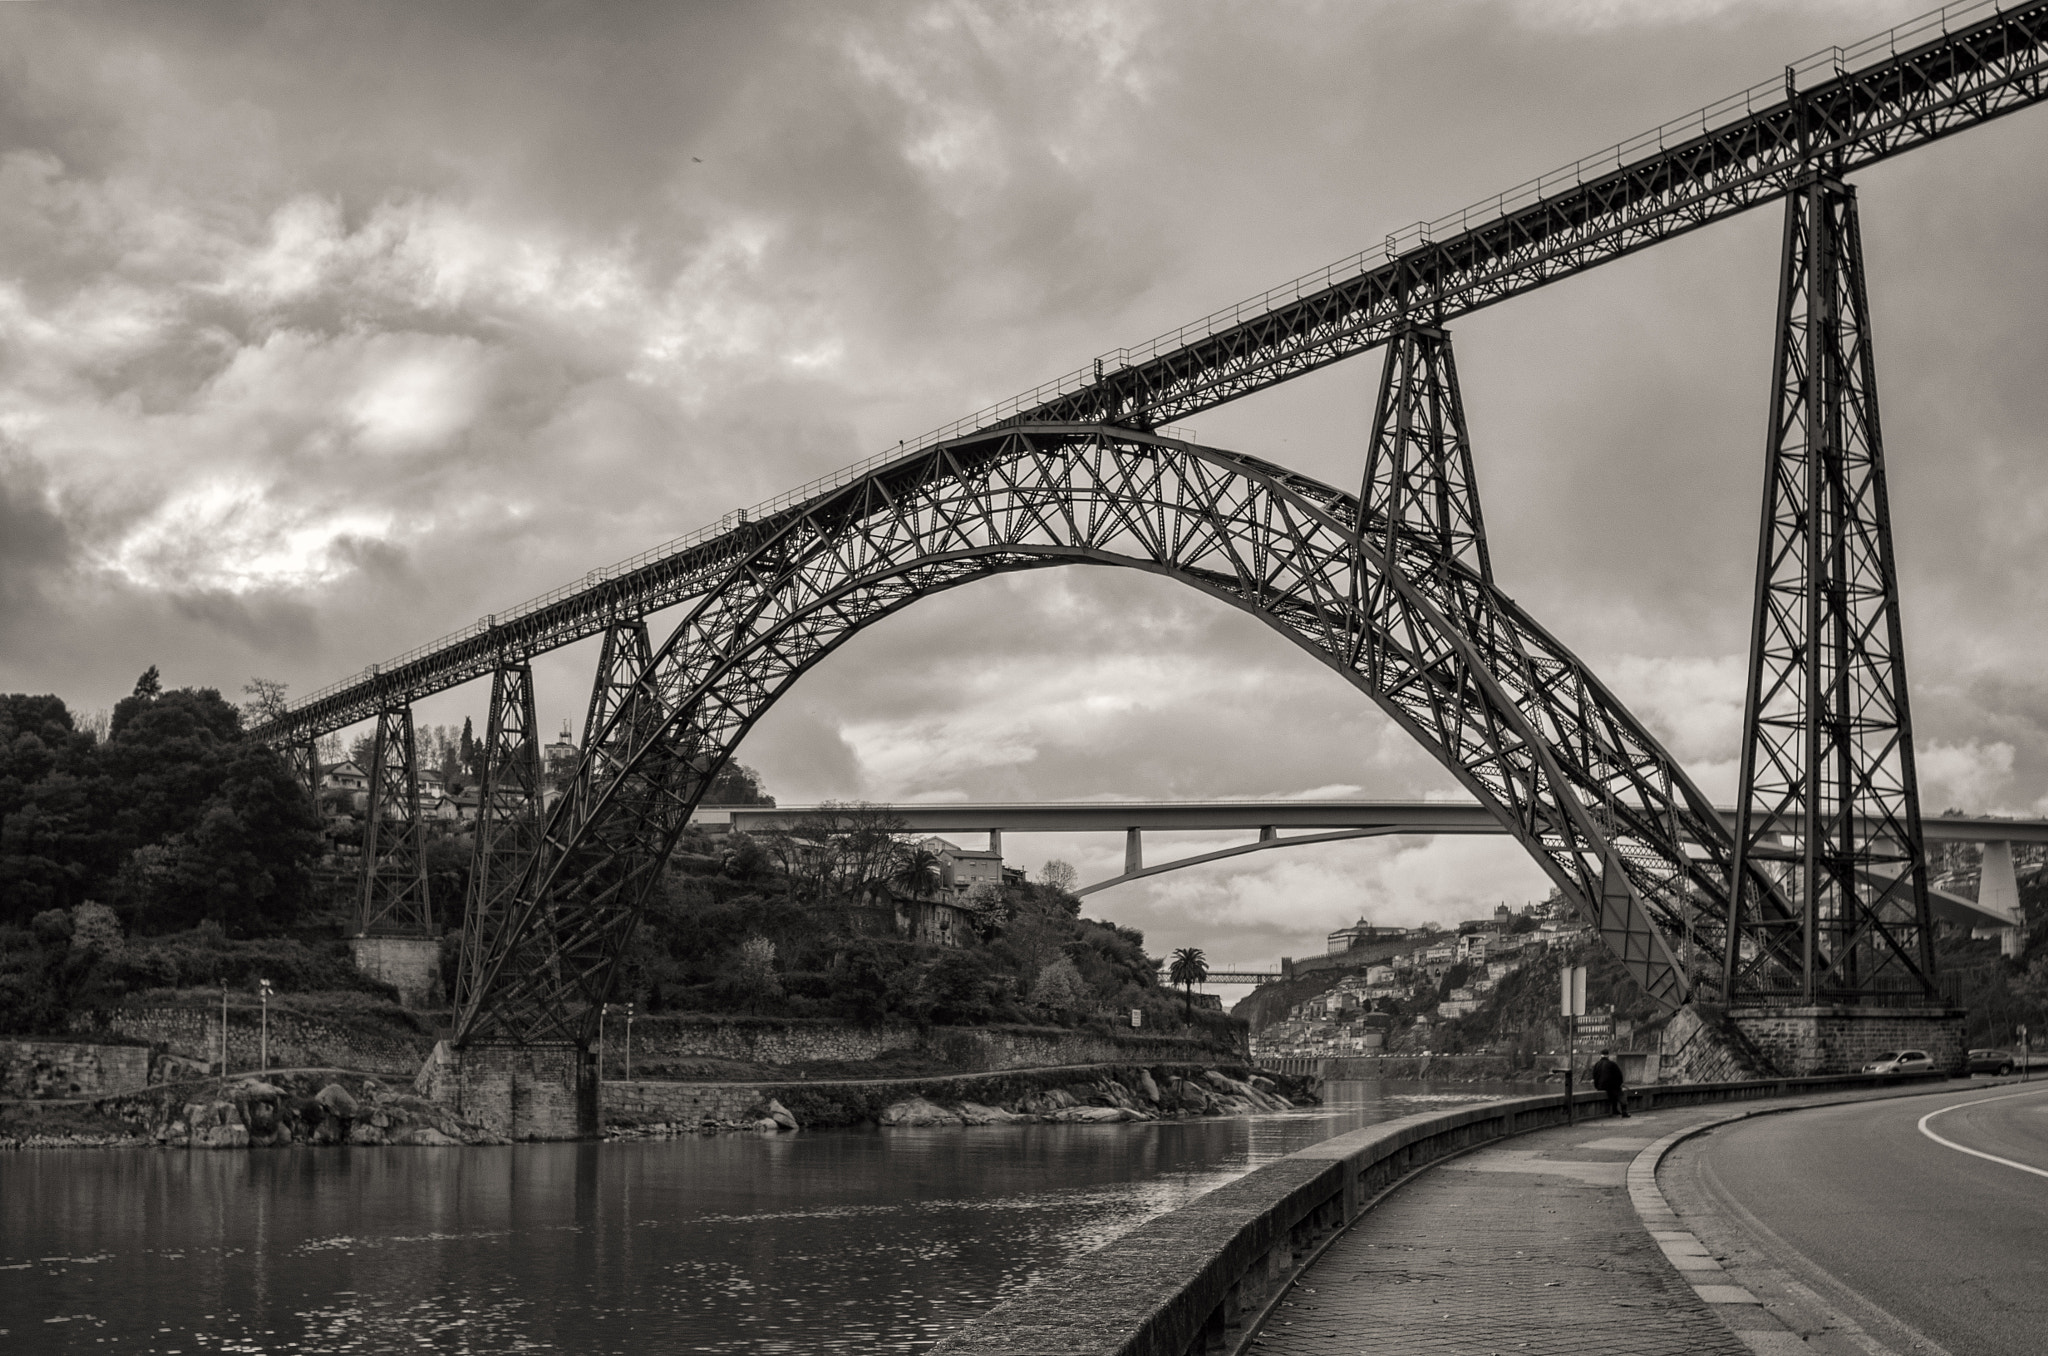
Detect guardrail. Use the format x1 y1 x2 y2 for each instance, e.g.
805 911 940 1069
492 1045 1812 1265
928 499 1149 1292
929 1070 1947 1356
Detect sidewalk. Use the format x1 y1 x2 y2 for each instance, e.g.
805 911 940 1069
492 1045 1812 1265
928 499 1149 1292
1245 1087 1951 1356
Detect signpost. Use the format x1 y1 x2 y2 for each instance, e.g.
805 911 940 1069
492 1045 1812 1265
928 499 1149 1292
1560 964 1587 1124
258 978 273 1072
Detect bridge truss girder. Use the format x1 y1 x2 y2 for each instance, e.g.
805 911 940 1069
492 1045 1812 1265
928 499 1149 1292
452 421 1756 1045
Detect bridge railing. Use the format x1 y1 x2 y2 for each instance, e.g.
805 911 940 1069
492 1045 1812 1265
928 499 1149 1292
929 1070 1947 1356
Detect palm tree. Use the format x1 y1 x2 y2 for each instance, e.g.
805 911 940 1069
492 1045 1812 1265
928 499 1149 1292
1168 947 1209 1018
890 845 942 900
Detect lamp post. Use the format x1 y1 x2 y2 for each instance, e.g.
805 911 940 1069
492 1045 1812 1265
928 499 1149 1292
624 1003 635 1082
258 978 273 1072
219 978 229 1088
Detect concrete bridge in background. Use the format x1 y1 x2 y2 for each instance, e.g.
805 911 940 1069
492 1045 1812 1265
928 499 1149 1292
703 799 2037 939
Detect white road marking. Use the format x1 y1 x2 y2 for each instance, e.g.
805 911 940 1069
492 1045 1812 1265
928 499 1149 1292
1916 1086 2048 1180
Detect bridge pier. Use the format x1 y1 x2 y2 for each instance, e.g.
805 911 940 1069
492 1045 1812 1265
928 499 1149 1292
350 935 444 1009
415 1040 597 1140
1728 1005 1965 1077
1977 839 2027 958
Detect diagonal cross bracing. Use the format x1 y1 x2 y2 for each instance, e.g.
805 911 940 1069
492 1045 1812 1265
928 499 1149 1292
357 703 434 938
250 1 2048 750
1726 178 1934 1004
453 426 1739 1045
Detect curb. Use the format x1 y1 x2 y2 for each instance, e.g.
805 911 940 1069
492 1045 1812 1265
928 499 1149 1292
1623 1079 1984 1354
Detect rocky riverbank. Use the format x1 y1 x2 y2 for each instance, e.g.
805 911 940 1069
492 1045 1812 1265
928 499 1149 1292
604 1064 1317 1137
4 1063 1317 1148
1 1069 504 1150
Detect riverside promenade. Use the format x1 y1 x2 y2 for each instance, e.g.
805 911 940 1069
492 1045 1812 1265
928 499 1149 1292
1250 1080 2013 1356
934 1075 2004 1356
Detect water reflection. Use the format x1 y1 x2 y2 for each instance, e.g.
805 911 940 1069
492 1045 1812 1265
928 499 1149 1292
0 1080 1518 1353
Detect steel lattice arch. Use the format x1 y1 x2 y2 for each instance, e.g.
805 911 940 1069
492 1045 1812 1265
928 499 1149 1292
455 418 1760 1044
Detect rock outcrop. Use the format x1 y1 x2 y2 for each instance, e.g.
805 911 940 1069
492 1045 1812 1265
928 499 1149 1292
142 1071 505 1149
860 1066 1307 1133
601 1063 1321 1139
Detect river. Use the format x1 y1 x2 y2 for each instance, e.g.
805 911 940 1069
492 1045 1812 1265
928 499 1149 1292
0 1080 1521 1353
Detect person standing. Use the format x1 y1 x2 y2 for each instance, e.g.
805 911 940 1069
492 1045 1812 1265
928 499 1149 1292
1590 1048 1628 1118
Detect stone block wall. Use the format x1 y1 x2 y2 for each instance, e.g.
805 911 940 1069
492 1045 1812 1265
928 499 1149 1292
626 1016 920 1066
1658 1004 1764 1084
414 1040 594 1140
1 1041 151 1098
1730 1005 1966 1076
603 1079 763 1125
350 937 445 1009
68 1003 435 1076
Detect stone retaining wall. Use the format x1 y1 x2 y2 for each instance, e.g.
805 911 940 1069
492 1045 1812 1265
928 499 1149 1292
1 1041 151 1098
1730 1005 1966 1077
349 936 444 1009
66 1004 436 1076
930 1068 1947 1355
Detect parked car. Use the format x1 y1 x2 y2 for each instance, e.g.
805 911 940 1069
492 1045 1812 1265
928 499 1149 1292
1861 1050 1934 1074
1966 1048 2018 1076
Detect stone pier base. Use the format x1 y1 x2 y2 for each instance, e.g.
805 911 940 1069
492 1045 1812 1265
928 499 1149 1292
350 935 444 1009
414 1040 596 1140
1729 1004 1966 1076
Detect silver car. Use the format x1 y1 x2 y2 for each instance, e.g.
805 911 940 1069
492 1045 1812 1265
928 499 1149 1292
1861 1049 1934 1074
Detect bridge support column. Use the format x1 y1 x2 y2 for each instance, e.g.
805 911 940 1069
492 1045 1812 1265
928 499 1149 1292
457 659 543 1019
1125 827 1143 875
354 702 439 1005
1977 840 2027 958
415 1040 597 1140
1727 1005 1965 1077
1725 175 1934 1006
451 614 665 1049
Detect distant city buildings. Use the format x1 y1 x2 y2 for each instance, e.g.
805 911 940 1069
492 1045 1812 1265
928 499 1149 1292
1251 899 1591 1061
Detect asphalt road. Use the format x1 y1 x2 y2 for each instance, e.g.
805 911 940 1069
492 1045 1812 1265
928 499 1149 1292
1674 1080 2048 1356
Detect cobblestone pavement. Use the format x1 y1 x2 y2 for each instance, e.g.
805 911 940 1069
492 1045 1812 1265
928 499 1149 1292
1249 1107 1754 1356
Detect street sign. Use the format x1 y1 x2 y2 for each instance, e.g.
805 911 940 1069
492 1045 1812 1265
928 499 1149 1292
1560 965 1587 1017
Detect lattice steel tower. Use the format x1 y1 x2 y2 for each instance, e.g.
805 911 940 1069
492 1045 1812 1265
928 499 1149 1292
1724 175 1935 1004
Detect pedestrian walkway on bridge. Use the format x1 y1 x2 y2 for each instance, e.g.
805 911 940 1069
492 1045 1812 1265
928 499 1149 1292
1246 1083 1986 1356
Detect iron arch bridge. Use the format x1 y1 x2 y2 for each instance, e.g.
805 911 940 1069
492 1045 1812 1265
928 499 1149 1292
246 0 2048 1056
453 419 1756 1042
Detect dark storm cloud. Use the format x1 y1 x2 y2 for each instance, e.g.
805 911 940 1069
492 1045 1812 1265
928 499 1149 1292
2 0 2043 961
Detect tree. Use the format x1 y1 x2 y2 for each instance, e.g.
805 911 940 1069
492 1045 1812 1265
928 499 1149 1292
459 718 478 780
764 803 908 905
730 935 782 1014
241 678 288 726
705 761 775 806
1029 956 1090 1013
890 845 942 900
1039 860 1078 894
131 666 161 701
1168 946 1210 1017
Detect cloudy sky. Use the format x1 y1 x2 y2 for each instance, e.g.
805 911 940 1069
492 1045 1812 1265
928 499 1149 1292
4 0 2045 974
